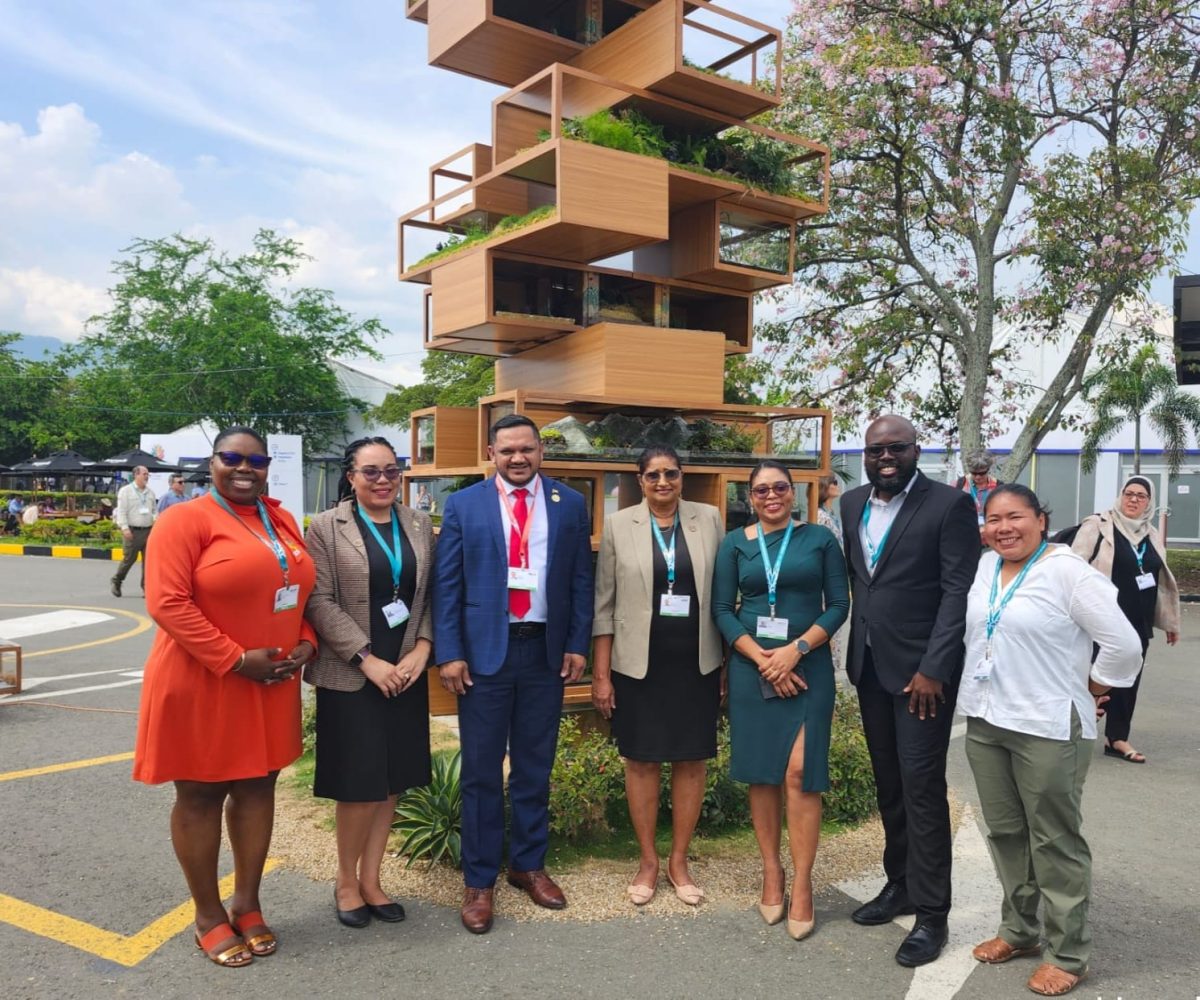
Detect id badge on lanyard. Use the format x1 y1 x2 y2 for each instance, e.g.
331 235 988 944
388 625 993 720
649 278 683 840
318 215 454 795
755 520 795 641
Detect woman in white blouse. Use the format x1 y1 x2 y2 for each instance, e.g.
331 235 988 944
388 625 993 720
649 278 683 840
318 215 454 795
963 484 1141 998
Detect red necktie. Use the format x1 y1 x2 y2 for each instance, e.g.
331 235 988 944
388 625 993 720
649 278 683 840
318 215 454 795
508 487 530 618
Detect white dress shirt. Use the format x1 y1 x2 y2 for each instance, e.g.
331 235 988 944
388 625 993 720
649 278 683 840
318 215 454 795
858 472 917 578
497 473 549 623
114 483 157 530
960 546 1143 740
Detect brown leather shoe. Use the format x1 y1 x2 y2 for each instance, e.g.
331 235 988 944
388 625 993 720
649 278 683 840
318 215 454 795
506 869 567 910
460 887 494 934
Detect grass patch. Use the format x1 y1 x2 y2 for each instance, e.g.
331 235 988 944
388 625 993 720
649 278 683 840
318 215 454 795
1168 548 1200 593
411 204 556 270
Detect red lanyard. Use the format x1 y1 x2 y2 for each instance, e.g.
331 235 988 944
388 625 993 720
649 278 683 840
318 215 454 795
496 477 538 568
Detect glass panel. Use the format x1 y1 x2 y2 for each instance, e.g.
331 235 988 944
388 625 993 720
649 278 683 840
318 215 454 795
494 0 589 41
768 416 822 466
718 210 790 273
597 273 654 325
558 476 597 525
493 259 584 325
415 415 436 466
484 401 515 438
1031 453 1079 529
406 475 484 523
1166 471 1200 541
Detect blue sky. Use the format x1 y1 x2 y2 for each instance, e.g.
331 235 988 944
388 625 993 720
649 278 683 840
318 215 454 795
0 1 1196 390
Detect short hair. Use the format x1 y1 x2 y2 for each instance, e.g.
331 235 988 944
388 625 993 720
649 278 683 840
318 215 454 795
637 445 681 474
489 413 540 444
170 474 184 485
132 465 149 476
213 426 268 452
964 448 995 472
984 483 1052 538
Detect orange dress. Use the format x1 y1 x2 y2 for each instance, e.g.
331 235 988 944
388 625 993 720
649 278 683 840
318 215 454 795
133 493 316 784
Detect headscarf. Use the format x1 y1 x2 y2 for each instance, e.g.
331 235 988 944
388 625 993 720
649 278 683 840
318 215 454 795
1109 475 1154 544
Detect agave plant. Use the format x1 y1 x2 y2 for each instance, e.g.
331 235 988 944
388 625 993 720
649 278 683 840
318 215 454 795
393 749 462 868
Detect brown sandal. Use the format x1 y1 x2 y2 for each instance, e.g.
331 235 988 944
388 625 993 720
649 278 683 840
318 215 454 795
973 936 1042 963
229 909 277 957
1027 962 1087 996
195 922 253 967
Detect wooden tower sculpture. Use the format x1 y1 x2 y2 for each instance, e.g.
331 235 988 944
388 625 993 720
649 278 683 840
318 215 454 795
400 1 832 710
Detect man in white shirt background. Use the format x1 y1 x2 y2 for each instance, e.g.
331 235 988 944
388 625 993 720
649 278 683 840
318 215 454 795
111 465 156 597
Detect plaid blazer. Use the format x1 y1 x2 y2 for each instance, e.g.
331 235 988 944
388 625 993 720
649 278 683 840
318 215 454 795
303 497 436 692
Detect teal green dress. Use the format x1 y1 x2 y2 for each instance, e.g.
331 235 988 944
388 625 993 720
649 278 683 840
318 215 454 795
712 521 849 789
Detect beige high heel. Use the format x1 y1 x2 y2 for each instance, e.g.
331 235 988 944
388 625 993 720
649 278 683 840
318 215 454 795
787 887 815 941
758 899 786 925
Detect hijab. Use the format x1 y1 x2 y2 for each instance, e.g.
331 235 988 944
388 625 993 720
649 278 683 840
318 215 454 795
1109 475 1154 544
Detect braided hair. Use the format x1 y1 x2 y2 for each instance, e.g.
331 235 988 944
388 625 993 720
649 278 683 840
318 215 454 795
339 436 396 502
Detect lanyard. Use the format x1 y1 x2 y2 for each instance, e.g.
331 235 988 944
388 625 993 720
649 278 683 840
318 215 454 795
985 540 1047 654
969 481 983 513
756 519 796 618
1128 536 1148 573
210 488 290 585
358 504 403 597
650 512 679 594
496 476 539 568
861 499 896 570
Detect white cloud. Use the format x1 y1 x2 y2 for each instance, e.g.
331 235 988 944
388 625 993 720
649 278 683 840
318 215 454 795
0 266 107 340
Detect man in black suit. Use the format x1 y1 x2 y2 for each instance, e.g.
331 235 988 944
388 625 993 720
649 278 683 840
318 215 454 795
840 415 980 967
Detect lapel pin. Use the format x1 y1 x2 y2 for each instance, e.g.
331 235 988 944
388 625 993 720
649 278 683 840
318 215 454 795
551 491 561 503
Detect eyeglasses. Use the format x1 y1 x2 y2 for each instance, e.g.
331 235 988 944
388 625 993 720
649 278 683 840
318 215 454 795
864 442 916 459
214 451 272 470
750 482 794 498
640 469 682 483
1122 490 1150 502
355 466 402 482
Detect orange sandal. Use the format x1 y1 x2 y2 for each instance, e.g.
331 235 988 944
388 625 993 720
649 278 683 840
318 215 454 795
229 909 277 957
195 922 253 967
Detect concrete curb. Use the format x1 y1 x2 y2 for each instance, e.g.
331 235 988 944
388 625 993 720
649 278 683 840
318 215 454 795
0 543 123 561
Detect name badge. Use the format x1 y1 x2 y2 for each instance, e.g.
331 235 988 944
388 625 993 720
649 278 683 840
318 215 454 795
756 616 789 640
382 599 411 629
660 594 691 617
139 506 150 515
1135 572 1155 590
972 656 993 681
273 584 300 613
507 566 539 591
977 514 985 527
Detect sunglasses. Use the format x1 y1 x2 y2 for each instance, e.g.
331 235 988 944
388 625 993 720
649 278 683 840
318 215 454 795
750 481 793 498
355 466 402 482
214 451 272 470
864 442 916 459
641 469 682 483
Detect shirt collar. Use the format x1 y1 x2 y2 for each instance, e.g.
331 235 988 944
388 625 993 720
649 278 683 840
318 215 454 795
868 471 918 506
498 474 540 497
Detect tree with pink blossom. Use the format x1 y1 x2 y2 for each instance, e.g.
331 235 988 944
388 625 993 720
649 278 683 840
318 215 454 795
766 0 1200 477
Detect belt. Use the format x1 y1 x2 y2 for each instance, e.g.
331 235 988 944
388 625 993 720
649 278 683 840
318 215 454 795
508 622 546 638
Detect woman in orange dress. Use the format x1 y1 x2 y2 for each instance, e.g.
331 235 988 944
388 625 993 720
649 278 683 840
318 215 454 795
133 427 317 967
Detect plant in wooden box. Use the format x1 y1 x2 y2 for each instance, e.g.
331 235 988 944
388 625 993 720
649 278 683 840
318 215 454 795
541 413 765 465
412 205 556 270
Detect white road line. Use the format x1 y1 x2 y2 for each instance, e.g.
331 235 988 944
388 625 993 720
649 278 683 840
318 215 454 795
17 667 143 691
0 609 113 640
2 679 143 702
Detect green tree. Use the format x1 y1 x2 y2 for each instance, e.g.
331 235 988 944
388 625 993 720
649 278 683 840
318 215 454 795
373 351 495 429
767 0 1200 479
1080 343 1200 474
64 230 385 455
0 333 70 464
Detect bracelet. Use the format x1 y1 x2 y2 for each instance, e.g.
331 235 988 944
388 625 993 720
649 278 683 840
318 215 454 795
233 653 246 674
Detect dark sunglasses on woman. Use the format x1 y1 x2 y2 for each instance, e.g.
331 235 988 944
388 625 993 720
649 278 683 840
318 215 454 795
354 466 403 482
214 451 272 470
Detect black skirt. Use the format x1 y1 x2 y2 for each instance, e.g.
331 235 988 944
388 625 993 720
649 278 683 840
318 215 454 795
610 525 720 763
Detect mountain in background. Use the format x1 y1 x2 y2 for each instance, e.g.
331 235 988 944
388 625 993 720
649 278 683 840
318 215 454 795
8 334 66 360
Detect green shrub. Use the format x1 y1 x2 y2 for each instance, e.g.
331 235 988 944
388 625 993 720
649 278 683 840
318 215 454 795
824 687 878 825
393 749 462 868
19 519 122 547
412 205 556 269
548 715 624 838
1168 548 1200 594
301 693 317 756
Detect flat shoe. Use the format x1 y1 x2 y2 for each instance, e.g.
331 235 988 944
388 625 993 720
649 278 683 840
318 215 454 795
973 936 1042 964
626 882 656 906
228 909 277 956
334 890 371 929
1103 744 1146 763
1027 962 1086 996
195 922 253 968
667 866 704 906
366 901 406 922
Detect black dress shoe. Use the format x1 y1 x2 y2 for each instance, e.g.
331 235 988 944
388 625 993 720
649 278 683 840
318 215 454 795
896 921 948 967
851 881 915 925
335 891 371 929
366 901 406 922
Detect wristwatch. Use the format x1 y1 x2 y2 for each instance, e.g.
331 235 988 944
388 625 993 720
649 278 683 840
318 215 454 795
794 638 811 655
349 645 371 668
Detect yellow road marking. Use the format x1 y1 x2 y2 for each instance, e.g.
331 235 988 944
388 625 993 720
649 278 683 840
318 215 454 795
0 602 152 658
0 861 279 967
0 752 136 784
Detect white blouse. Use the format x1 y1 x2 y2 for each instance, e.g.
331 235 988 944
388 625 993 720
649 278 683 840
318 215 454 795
961 545 1143 740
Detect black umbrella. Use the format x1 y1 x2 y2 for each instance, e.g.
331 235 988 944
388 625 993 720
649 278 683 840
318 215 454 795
10 450 96 474
95 448 181 473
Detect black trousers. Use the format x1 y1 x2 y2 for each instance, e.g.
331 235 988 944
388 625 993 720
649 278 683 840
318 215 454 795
856 647 958 924
1104 663 1144 744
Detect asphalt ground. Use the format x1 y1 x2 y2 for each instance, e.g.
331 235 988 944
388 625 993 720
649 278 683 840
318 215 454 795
1 554 1197 999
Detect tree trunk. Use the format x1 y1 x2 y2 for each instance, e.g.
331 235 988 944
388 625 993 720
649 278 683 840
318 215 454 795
1134 412 1142 473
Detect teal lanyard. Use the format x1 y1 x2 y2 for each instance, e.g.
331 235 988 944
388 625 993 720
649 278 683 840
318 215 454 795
985 541 1047 654
650 513 679 594
756 519 796 617
210 488 290 585
861 500 895 570
1129 536 1148 573
358 504 404 598
969 481 983 513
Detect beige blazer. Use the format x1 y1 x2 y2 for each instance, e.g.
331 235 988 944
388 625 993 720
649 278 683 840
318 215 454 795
303 498 436 692
1072 513 1181 634
592 498 724 679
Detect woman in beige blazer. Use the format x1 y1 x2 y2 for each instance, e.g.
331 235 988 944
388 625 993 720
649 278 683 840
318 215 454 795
592 445 725 908
304 437 435 929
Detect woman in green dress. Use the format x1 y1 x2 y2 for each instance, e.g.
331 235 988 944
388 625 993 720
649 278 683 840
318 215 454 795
712 460 849 941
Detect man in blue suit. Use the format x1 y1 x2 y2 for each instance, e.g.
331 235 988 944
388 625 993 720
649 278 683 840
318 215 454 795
434 414 594 934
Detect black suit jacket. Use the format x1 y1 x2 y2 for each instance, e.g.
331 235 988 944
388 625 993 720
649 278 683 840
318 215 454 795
840 470 980 694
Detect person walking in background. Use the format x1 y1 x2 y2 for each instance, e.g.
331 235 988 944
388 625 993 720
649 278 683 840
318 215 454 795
112 465 156 597
133 427 316 967
433 414 593 935
965 484 1141 996
955 448 1001 536
840 415 980 967
712 461 849 941
591 446 725 908
1069 476 1181 764
158 474 189 513
305 437 435 930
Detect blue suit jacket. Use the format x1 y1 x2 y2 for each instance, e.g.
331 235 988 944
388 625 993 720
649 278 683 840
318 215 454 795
433 475 594 675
